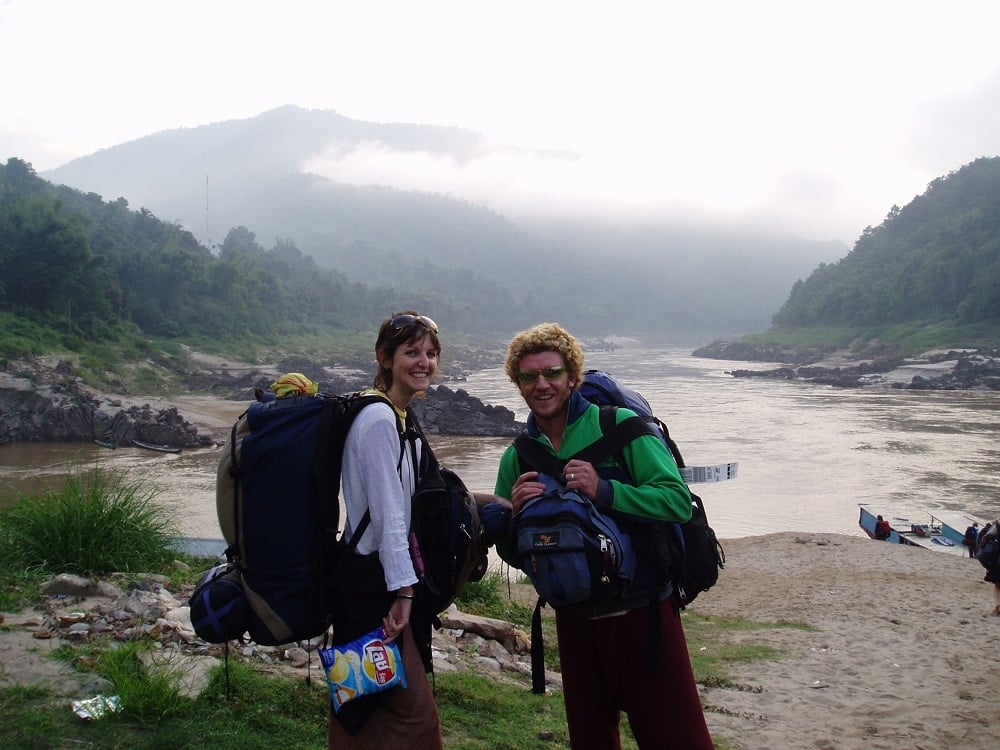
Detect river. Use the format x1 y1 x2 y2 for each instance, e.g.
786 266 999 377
2 345 998 541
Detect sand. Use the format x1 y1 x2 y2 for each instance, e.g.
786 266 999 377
692 532 1000 749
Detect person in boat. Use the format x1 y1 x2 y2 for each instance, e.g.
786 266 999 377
964 522 980 558
874 515 892 541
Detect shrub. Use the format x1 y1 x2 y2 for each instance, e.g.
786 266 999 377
0 467 177 575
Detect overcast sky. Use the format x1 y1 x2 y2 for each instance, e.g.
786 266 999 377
2 0 999 245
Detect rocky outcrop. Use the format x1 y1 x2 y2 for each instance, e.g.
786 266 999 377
696 341 1000 390
903 352 1000 390
0 373 214 448
0 372 215 448
0 358 524 446
726 350 1000 390
412 384 522 436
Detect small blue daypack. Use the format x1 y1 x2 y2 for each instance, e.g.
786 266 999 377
509 473 637 611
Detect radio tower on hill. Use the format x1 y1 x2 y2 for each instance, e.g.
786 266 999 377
205 174 214 252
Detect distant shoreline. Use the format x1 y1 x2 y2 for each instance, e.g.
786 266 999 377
693 342 1000 390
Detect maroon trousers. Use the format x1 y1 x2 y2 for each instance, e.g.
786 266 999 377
555 599 714 750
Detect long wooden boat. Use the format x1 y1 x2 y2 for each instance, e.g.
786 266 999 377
132 439 182 454
858 503 983 557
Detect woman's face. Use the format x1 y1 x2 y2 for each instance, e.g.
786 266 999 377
385 334 439 399
516 350 575 423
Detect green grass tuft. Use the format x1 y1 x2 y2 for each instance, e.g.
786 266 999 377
0 467 177 576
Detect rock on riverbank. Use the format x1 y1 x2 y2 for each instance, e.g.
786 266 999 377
0 353 524 447
693 341 1000 390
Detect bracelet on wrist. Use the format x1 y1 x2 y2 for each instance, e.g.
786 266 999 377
396 593 414 600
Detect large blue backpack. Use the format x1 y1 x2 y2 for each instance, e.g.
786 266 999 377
194 389 487 652
211 392 385 646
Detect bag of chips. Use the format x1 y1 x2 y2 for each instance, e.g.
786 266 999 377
319 626 408 713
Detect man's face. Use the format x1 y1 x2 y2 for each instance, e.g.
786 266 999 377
516 350 575 423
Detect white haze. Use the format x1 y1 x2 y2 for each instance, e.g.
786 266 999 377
2 0 1000 245
301 139 878 240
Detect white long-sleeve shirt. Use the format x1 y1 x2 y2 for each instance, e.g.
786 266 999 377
341 399 419 592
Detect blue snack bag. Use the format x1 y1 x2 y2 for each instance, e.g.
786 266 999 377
319 626 408 712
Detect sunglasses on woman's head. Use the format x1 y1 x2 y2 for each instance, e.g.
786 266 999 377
517 365 567 384
389 313 439 334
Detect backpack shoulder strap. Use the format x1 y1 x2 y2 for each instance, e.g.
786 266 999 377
595 405 689 472
513 405 659 475
405 406 437 480
316 392 398 546
513 434 563 476
573 405 660 466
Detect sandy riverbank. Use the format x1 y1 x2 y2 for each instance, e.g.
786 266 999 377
693 532 999 749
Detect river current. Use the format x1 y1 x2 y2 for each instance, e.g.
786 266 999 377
2 345 998 540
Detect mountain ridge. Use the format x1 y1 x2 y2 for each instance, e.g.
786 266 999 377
41 105 844 340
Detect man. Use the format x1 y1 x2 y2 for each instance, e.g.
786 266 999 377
493 322 714 750
964 523 980 558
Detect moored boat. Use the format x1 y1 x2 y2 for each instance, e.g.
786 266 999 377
858 503 978 557
132 439 182 454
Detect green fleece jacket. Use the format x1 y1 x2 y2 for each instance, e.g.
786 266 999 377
494 391 692 522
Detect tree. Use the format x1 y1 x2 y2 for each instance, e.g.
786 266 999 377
0 196 95 318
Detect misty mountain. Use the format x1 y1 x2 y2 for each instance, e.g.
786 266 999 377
43 105 844 340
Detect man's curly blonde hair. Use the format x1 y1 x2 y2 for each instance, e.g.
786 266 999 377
504 323 586 386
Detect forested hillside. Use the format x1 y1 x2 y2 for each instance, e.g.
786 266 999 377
0 158 435 352
8 148 1000 365
772 157 1000 330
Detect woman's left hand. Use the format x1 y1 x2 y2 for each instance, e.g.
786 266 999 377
383 596 412 643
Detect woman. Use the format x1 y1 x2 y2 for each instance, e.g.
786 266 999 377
494 322 714 750
328 310 443 749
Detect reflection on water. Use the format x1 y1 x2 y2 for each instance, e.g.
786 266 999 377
429 436 512 494
3 346 999 540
